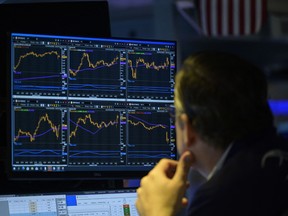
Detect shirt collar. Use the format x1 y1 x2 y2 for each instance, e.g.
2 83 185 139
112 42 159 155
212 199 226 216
206 143 233 180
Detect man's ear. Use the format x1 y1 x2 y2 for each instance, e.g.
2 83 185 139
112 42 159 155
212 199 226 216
180 113 196 148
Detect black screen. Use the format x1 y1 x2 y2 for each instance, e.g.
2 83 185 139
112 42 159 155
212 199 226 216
8 32 177 180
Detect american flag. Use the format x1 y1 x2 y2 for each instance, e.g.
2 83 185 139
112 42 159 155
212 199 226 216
194 0 267 36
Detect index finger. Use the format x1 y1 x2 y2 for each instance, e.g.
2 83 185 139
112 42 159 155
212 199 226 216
173 151 193 182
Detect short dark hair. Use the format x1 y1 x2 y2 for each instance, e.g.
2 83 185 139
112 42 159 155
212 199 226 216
175 51 274 149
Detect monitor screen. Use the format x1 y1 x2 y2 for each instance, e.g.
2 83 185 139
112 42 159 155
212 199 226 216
7 32 177 180
0 188 138 216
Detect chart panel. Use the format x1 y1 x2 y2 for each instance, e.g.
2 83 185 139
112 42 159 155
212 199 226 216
127 52 175 100
13 46 64 96
68 49 124 98
127 110 176 165
13 108 66 165
68 109 125 165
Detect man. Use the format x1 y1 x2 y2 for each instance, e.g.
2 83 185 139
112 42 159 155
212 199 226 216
136 51 288 216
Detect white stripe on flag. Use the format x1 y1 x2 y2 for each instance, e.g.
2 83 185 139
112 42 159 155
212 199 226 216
211 0 218 36
222 0 229 36
255 0 262 33
244 0 251 34
233 0 240 35
201 0 208 36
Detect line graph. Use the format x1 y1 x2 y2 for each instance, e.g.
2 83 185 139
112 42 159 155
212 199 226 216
68 50 122 97
69 111 119 141
13 149 62 158
127 53 174 99
13 47 63 95
128 55 170 80
14 50 61 71
14 110 61 143
68 150 120 159
69 52 119 77
13 109 64 164
127 112 170 145
126 111 175 164
68 110 122 164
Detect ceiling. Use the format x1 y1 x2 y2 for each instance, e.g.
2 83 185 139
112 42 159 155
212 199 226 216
1 0 288 12
0 0 153 6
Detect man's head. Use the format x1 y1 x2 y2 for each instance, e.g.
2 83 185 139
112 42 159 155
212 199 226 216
174 51 273 152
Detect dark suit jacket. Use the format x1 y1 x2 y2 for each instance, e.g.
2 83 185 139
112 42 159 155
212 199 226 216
187 127 288 216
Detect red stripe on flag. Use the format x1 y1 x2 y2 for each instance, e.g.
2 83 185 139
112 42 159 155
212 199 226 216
228 0 233 35
217 0 222 35
239 0 245 35
261 0 267 26
206 0 211 36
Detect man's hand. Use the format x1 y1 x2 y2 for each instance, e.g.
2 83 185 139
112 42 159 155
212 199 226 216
136 151 193 216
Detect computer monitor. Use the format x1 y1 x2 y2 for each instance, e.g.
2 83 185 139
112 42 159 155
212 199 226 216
7 32 177 180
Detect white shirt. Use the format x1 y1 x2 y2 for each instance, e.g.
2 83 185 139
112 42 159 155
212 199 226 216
207 143 233 180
